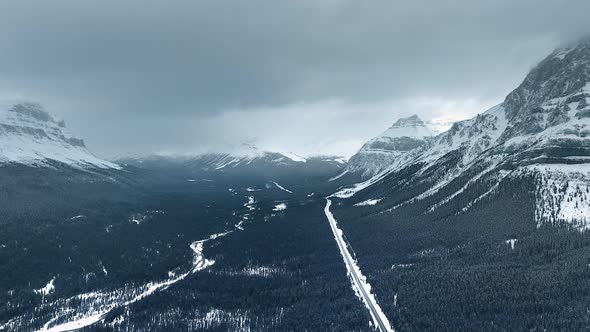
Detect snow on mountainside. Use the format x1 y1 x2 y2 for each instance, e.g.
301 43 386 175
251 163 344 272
119 142 346 174
188 144 309 170
347 115 434 177
0 102 119 169
337 38 590 228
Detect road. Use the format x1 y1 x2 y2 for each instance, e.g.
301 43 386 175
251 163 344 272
324 198 393 332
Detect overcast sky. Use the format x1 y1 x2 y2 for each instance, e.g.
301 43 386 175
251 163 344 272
1 0 590 158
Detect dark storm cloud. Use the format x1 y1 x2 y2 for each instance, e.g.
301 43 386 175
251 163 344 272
0 0 589 156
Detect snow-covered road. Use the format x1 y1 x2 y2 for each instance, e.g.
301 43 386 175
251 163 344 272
324 198 394 332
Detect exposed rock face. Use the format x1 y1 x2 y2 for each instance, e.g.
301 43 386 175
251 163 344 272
499 40 590 143
337 38 590 228
347 115 433 177
0 102 118 169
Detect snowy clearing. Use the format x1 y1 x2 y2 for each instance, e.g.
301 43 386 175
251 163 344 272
328 170 349 181
354 198 381 206
34 278 56 298
506 239 518 250
273 203 287 211
272 182 293 194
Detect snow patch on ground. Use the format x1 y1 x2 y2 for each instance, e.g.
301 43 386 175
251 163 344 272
391 263 414 269
272 181 293 194
101 264 108 276
528 164 590 228
128 210 164 225
458 170 512 214
354 198 382 206
427 163 499 213
506 239 518 250
177 307 284 332
273 203 287 211
241 266 284 278
34 278 56 298
223 265 286 278
280 151 307 162
328 170 349 181
244 196 256 211
333 168 391 198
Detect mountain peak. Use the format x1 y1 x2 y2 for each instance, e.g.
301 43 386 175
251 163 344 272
503 39 590 122
551 35 590 59
380 114 433 140
391 115 425 129
346 115 434 177
495 39 590 143
0 102 118 169
10 102 54 122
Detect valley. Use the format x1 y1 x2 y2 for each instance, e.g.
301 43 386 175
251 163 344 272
4 34 590 332
0 164 373 331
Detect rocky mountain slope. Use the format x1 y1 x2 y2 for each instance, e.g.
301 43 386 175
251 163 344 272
346 115 434 178
0 102 119 169
337 38 590 228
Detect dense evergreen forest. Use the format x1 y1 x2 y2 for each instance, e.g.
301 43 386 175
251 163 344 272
0 165 371 331
3 157 590 331
333 171 590 331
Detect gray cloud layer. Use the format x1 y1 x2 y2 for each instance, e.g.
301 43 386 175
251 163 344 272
0 0 589 157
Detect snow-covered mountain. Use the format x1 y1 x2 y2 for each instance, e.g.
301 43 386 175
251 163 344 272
186 143 313 170
346 115 434 177
119 142 347 178
336 38 590 228
0 102 119 169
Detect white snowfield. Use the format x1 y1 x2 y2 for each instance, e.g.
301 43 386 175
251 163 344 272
333 167 392 199
354 198 382 206
272 181 293 194
329 169 349 181
0 103 119 169
506 239 518 250
280 151 307 162
273 203 287 211
245 196 256 211
528 164 590 228
34 278 56 298
324 198 394 332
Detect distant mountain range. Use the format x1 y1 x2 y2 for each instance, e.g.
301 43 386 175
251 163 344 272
117 147 347 180
0 102 118 169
